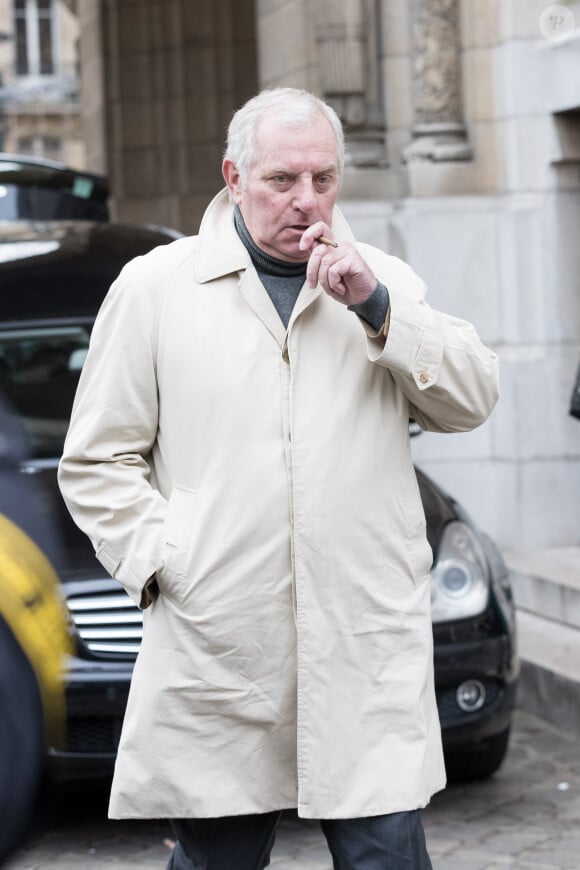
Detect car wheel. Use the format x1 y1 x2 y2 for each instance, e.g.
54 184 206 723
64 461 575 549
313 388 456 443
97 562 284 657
0 616 44 864
444 727 511 782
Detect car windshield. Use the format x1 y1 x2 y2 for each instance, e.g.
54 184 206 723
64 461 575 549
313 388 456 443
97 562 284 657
0 325 90 458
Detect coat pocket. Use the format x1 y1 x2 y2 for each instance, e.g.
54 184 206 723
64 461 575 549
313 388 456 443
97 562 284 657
157 485 198 596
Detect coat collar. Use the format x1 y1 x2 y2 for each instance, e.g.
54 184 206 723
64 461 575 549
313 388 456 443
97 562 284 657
195 188 250 283
194 187 356 285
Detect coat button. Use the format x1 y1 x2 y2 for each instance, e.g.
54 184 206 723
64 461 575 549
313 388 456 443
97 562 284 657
282 348 290 364
419 371 429 384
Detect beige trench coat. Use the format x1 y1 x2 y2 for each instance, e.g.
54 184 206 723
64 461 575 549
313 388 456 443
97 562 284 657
58 188 499 820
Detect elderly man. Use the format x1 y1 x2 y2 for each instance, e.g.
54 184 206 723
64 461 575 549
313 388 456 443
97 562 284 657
58 88 499 869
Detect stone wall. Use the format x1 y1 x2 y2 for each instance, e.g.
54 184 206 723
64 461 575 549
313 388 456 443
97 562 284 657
78 0 258 232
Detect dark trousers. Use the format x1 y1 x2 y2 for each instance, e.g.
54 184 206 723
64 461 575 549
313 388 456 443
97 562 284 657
166 809 433 870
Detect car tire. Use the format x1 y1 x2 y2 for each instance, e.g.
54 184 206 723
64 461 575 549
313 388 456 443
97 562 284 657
444 727 511 782
0 616 45 865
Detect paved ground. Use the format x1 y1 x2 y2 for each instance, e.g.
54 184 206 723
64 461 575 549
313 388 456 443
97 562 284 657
4 709 578 869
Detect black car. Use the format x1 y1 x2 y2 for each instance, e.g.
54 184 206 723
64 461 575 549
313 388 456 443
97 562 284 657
0 219 519 785
0 152 109 222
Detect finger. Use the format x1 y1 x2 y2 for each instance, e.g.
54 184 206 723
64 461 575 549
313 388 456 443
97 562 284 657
299 222 331 253
324 247 353 297
317 250 341 294
315 249 331 291
322 269 344 297
329 280 346 297
306 243 331 289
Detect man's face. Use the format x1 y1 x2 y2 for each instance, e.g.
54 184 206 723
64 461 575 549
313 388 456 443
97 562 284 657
223 112 340 262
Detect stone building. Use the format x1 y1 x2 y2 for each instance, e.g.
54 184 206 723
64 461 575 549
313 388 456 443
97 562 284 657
0 0 84 166
14 0 580 552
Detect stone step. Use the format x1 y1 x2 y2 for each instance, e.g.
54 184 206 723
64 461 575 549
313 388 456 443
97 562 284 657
516 609 580 683
507 547 580 632
504 548 580 732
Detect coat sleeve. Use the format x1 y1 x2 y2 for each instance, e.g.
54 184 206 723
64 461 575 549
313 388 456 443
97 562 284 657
358 245 500 433
58 251 170 609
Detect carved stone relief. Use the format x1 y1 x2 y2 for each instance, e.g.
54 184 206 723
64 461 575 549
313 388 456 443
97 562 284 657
405 0 472 162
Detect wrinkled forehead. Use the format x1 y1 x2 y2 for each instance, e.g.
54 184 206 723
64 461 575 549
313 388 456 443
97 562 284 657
253 110 339 165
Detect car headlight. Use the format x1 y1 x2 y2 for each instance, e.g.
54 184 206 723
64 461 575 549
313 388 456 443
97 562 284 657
430 520 490 624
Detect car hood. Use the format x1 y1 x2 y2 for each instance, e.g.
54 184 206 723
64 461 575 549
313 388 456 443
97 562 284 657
0 220 183 322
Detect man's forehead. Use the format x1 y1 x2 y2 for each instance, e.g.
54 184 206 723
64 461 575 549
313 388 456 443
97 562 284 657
256 111 335 144
254 113 338 165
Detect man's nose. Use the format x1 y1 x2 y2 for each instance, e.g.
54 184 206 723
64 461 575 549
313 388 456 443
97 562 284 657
292 178 316 212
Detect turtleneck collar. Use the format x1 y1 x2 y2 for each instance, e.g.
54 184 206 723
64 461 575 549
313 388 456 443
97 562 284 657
234 206 307 278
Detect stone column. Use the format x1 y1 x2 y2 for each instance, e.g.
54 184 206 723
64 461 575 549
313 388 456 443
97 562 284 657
404 0 471 162
313 0 386 167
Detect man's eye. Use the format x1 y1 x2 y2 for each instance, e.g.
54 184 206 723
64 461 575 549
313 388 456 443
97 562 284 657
315 175 333 187
273 175 291 184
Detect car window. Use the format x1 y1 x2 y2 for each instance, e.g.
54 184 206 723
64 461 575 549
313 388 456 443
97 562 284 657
0 156 109 222
0 183 109 222
0 326 90 458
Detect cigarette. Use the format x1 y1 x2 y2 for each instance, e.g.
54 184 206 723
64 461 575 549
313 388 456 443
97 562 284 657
317 236 339 248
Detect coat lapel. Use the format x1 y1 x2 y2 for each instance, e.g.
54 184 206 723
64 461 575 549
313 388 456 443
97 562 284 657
237 268 287 347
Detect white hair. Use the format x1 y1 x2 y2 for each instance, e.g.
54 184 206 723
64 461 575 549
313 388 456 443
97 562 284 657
224 87 345 185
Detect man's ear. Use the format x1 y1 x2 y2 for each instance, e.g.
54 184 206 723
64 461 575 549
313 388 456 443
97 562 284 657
222 159 243 204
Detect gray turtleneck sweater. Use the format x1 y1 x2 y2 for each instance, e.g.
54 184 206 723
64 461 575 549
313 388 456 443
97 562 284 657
234 207 389 331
